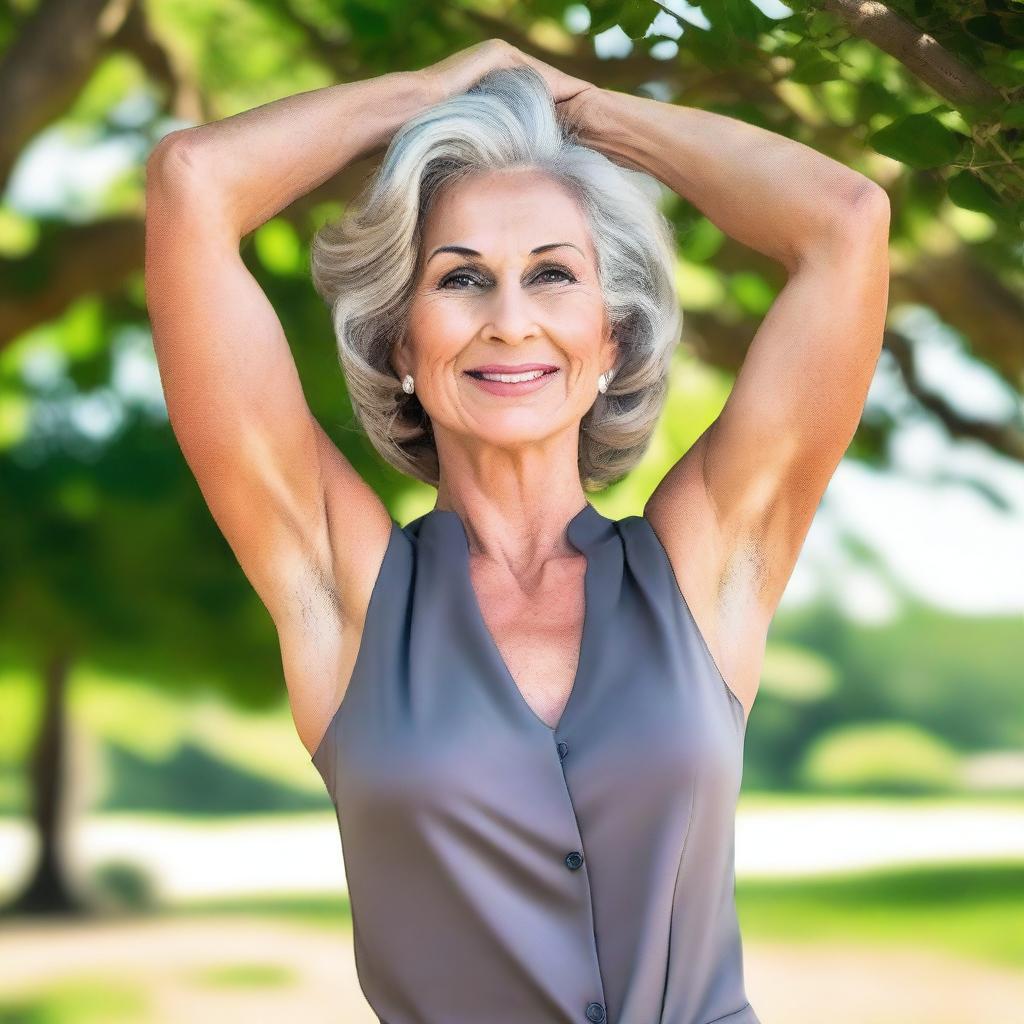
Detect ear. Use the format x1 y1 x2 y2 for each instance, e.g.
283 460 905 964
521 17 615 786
390 339 409 380
601 323 619 372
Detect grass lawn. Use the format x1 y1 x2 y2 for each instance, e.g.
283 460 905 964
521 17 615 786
157 857 1024 970
738 859 1024 970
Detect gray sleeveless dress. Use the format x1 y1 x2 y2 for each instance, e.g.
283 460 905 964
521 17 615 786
311 501 758 1024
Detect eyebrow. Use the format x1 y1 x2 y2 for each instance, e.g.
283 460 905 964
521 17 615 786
426 242 585 265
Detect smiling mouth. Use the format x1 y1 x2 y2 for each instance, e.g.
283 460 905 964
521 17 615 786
465 368 560 382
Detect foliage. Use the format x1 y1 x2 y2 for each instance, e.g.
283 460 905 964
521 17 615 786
798 719 962 792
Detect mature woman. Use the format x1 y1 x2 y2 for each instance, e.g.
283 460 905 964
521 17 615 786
144 39 889 1024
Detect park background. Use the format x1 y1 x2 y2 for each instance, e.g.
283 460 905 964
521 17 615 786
1 0 1023 1021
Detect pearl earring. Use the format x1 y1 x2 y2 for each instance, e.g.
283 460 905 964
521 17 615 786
401 374 415 395
598 368 614 395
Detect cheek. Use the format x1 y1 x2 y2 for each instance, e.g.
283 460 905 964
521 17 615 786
406 298 464 357
556 298 608 347
410 293 478 331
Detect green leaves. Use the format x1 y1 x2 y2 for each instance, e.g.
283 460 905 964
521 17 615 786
947 169 1005 217
788 49 844 85
868 113 969 169
686 0 778 62
587 0 652 38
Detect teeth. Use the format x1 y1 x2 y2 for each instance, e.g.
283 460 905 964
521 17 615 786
478 369 547 383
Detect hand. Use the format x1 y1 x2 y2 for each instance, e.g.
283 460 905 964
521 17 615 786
419 38 596 107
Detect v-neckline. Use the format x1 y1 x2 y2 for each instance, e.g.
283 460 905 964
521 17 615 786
428 501 604 735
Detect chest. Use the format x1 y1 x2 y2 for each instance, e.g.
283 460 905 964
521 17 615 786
320 512 749 827
469 553 586 730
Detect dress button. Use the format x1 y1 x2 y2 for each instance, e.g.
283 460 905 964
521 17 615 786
565 850 584 870
585 1002 606 1022
557 740 569 759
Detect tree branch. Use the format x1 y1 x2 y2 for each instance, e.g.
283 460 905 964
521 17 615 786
110 0 207 125
0 156 374 346
884 327 1024 461
820 0 1002 108
0 0 131 192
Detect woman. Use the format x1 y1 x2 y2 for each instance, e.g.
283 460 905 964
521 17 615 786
144 39 889 1024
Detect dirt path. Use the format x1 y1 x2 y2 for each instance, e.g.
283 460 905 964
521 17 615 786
746 940 1024 1023
1 916 1020 1023
0 915 377 1024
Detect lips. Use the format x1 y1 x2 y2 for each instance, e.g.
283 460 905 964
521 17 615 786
464 366 560 396
466 363 558 374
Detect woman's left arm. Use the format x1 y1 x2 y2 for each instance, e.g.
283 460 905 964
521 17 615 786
566 87 890 622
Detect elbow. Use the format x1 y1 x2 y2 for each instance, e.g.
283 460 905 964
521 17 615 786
143 130 228 235
832 176 891 240
844 177 890 232
145 130 207 197
147 128 203 167
788 177 890 272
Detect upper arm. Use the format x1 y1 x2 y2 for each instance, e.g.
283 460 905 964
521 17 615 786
696 184 890 610
143 133 390 630
648 184 889 627
647 186 888 712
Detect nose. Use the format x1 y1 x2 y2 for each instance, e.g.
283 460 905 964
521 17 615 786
481 279 541 346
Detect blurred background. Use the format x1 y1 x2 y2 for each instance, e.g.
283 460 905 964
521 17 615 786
1 0 1022 1021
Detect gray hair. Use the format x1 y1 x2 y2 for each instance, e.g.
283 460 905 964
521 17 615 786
309 64 682 491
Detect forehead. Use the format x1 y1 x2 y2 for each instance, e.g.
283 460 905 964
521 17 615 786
420 168 594 260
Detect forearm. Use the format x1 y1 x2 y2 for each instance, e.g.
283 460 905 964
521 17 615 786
151 70 437 239
577 87 881 270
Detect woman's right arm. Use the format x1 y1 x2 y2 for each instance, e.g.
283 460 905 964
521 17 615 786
143 67 438 635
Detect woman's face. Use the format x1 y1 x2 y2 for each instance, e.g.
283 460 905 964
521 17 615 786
399 168 616 458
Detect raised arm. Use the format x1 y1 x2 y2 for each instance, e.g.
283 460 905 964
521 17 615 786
144 69 437 628
143 67 446 755
562 86 890 720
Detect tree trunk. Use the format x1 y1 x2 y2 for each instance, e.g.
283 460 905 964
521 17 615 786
5 648 88 916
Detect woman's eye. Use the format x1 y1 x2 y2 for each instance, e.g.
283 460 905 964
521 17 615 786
438 267 576 290
535 267 575 284
439 272 481 289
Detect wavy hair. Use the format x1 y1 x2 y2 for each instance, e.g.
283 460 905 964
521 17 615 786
309 64 682 491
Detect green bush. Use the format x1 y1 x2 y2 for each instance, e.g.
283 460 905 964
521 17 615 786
799 721 962 794
88 859 157 912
